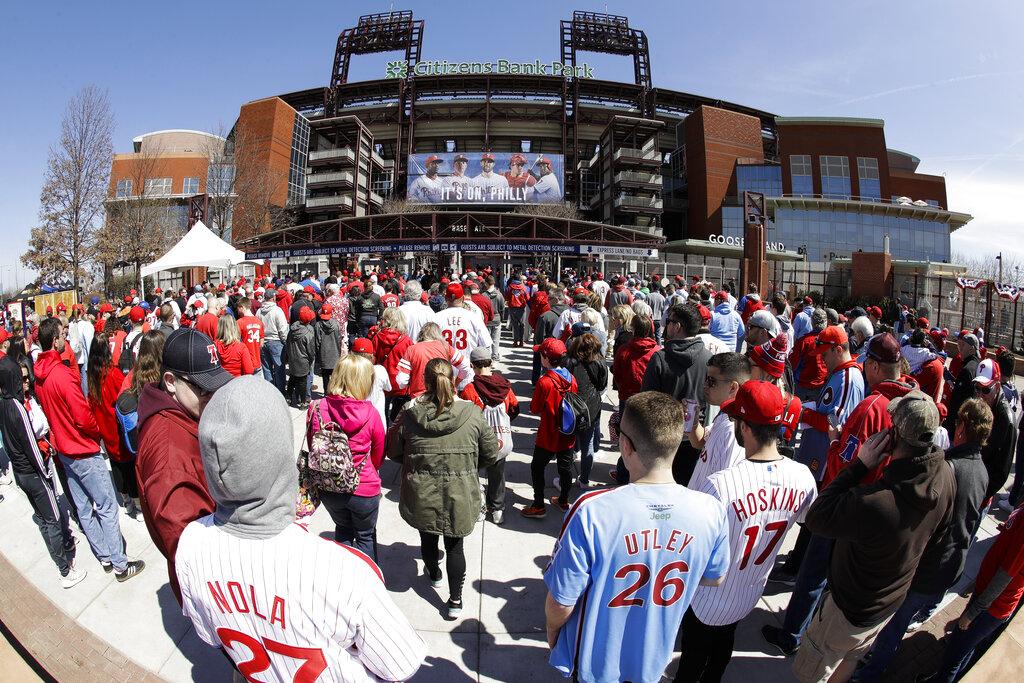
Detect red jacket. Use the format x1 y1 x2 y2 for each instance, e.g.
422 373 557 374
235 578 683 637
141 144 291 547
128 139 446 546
531 368 577 452
216 340 254 377
88 364 127 462
471 293 494 324
792 331 827 389
135 381 216 604
943 354 963 407
195 312 219 340
34 350 101 457
914 356 944 403
822 375 920 487
372 328 413 396
613 337 661 404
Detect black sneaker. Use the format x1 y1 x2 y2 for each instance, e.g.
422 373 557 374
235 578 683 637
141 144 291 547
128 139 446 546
767 567 797 587
761 625 799 656
115 560 146 583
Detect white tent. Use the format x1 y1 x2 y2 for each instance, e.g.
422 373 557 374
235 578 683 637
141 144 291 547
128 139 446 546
141 221 247 277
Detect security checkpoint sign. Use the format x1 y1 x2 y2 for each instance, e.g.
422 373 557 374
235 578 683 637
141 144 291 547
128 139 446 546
246 243 659 260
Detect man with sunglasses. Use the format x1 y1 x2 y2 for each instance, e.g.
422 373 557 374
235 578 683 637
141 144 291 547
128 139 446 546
136 327 234 604
686 352 750 492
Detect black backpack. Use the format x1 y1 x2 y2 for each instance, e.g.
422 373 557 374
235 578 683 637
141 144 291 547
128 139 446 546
118 333 144 373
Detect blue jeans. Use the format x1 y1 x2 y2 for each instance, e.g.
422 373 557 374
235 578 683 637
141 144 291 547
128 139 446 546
58 452 128 571
927 607 1007 683
857 589 944 681
319 491 380 562
779 533 834 649
261 340 286 394
576 424 598 485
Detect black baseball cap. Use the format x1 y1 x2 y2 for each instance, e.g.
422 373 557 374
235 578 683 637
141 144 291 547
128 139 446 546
162 328 233 393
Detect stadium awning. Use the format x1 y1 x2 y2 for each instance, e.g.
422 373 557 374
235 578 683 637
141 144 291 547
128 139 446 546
141 221 246 277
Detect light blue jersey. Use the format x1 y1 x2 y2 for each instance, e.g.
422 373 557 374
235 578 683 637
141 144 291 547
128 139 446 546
545 484 730 683
796 360 865 480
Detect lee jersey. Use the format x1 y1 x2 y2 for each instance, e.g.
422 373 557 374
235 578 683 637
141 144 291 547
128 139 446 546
433 306 491 352
688 410 745 493
691 458 817 625
545 484 730 683
796 362 865 481
176 519 426 683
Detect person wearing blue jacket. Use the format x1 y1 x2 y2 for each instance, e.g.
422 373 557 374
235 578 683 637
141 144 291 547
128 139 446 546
708 291 745 352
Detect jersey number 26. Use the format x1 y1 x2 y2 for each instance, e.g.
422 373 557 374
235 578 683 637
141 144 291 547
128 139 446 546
607 561 689 608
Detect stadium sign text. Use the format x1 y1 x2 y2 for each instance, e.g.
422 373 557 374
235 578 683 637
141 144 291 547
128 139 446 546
708 234 787 253
385 59 594 80
246 243 657 260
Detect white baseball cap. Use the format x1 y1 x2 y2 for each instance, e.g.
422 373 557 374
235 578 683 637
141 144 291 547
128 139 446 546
973 358 1001 388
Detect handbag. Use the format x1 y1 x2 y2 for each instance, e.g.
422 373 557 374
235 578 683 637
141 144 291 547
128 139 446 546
295 452 320 518
305 399 368 494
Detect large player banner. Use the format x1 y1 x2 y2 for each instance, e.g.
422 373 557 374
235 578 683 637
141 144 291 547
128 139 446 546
406 152 564 205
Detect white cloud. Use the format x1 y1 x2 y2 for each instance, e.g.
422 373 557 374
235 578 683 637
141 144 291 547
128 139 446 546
948 173 1024 262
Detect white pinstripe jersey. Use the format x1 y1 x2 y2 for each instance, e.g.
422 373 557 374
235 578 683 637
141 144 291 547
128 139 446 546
687 410 745 493
176 519 426 683
433 306 491 351
690 457 817 626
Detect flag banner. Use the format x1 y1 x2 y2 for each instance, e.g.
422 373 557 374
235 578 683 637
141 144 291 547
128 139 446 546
994 282 1022 301
956 277 986 290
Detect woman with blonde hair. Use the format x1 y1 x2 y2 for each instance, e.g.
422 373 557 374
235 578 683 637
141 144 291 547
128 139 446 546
386 358 499 619
215 314 253 377
310 353 385 560
372 307 413 423
609 304 635 360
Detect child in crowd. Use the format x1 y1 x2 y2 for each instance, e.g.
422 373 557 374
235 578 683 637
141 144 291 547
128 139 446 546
285 307 316 408
351 337 390 430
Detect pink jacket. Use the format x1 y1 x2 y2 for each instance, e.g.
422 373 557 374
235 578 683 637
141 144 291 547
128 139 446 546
306 396 385 497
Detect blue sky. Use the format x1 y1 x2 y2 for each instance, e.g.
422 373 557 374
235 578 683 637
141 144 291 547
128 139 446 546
2 1 1021 288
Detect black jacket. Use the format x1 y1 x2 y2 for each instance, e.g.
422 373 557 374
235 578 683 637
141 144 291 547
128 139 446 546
945 352 980 432
911 441 989 594
0 356 48 477
566 357 608 421
981 393 1017 501
807 443 955 624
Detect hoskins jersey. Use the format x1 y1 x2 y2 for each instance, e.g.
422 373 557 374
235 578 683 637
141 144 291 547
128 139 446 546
687 410 745 493
690 458 817 625
545 484 730 683
176 519 425 683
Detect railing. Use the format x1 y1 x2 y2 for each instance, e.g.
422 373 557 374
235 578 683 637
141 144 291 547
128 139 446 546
614 196 663 209
369 191 384 204
615 171 662 185
308 148 356 163
614 147 660 162
306 171 354 186
306 195 353 208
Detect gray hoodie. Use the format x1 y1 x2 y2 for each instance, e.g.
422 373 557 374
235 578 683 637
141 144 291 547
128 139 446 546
197 376 295 539
258 299 289 344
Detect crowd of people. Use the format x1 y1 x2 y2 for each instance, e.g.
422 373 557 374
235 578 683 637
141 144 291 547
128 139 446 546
0 266 1023 682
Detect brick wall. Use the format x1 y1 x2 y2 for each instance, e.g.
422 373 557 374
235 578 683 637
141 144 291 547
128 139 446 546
851 251 892 299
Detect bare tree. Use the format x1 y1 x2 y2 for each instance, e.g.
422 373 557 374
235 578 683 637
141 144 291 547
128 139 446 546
99 147 178 292
22 86 114 292
230 122 292 242
953 250 1024 285
514 201 581 220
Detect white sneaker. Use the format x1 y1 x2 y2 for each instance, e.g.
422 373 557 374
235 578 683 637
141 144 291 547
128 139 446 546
554 476 575 490
0 470 12 487
578 479 590 490
491 509 504 525
61 567 86 589
593 450 604 459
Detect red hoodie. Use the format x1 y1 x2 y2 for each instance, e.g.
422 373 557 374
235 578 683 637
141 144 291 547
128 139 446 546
88 364 127 462
33 350 101 457
822 375 921 487
372 328 413 396
613 337 661 404
531 368 577 452
528 292 551 331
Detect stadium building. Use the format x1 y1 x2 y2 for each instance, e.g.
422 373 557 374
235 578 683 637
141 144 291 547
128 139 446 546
115 10 973 291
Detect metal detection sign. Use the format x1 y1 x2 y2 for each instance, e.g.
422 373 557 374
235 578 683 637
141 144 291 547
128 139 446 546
246 243 658 260
385 59 594 79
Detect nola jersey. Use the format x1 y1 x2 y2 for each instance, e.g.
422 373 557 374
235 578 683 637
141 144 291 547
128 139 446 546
443 174 474 202
408 174 444 203
545 484 730 683
433 306 491 352
687 410 745 493
690 458 817 626
796 361 865 481
176 519 426 683
532 173 562 203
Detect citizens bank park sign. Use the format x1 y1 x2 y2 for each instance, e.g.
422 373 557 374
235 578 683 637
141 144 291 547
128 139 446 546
385 59 595 79
246 243 657 260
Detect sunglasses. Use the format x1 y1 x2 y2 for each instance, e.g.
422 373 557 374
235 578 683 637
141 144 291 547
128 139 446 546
704 375 719 387
177 375 212 398
979 383 997 395
618 425 637 452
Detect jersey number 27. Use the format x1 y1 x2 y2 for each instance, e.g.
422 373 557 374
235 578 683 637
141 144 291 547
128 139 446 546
218 627 327 682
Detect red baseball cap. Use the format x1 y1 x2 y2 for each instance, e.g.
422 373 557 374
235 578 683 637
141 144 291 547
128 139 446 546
298 307 315 324
56 302 67 312
46 305 53 314
0 329 9 345
304 285 315 294
697 305 712 324
154 287 162 294
424 155 443 164
129 306 146 322
533 337 567 360
319 304 333 319
803 297 813 305
916 317 930 330
510 153 527 165
868 306 882 318
538 157 552 166
721 381 788 426
445 283 464 300
453 154 468 162
480 153 495 162
99 303 113 314
865 333 901 364
351 338 373 354
714 290 729 301
813 325 848 353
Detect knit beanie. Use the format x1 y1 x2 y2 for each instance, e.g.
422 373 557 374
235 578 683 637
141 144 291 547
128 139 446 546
750 333 788 379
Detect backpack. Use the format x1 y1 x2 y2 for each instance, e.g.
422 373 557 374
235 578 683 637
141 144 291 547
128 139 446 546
113 390 140 461
305 400 364 493
118 332 143 373
507 283 528 308
553 374 591 436
482 402 513 459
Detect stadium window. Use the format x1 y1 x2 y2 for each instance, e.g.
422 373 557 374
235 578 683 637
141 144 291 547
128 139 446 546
207 164 235 194
445 140 456 153
143 177 172 196
116 179 132 198
182 177 199 195
790 155 812 197
820 155 850 199
521 140 531 153
857 157 881 202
